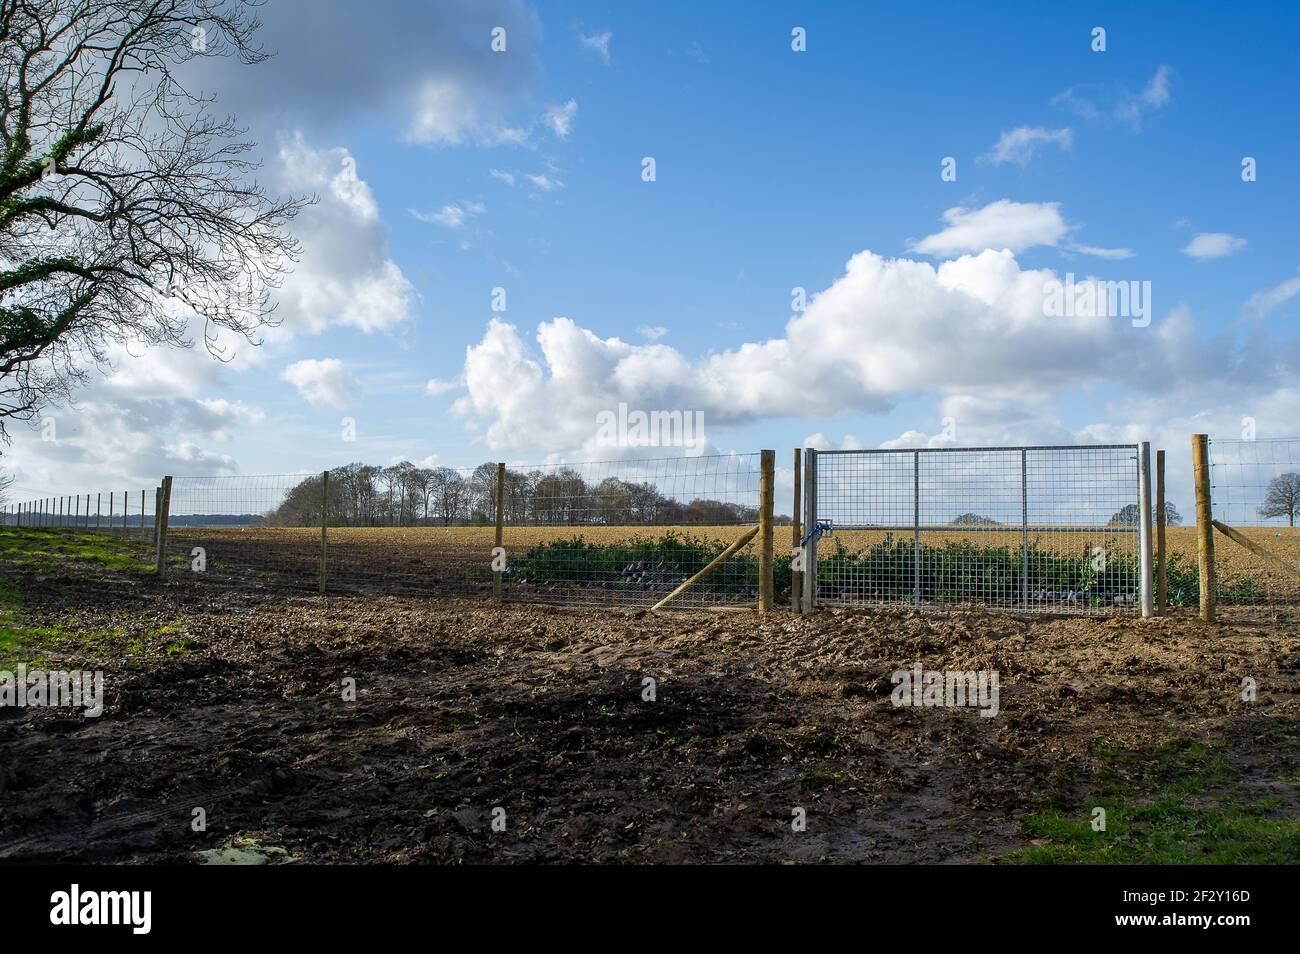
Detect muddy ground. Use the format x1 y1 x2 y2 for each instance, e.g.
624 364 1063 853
1 544 1298 863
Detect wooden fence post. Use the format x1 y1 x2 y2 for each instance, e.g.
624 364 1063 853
493 462 505 601
791 448 802 613
1156 449 1167 614
153 487 162 548
758 449 774 615
140 489 145 535
652 526 760 612
1192 434 1216 621
319 470 329 595
154 476 173 576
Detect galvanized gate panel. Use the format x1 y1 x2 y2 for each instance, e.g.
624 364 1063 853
808 444 1147 616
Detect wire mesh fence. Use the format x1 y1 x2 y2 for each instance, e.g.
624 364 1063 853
1208 437 1300 608
4 455 770 607
500 454 765 608
163 474 324 593
809 445 1143 615
2 489 157 539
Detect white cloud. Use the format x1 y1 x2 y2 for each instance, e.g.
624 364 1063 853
410 201 486 228
425 377 459 397
638 326 669 340
1054 65 1174 130
178 0 543 148
803 433 865 451
543 99 578 139
1141 65 1172 107
1114 65 1174 128
579 31 612 65
1070 243 1135 260
1 389 254 491
404 84 574 148
1245 269 1300 318
979 126 1073 166
1 133 414 489
525 173 564 192
910 200 1069 256
405 78 529 147
273 137 417 335
281 358 361 409
194 399 267 439
1183 232 1247 260
453 247 1239 454
489 168 516 186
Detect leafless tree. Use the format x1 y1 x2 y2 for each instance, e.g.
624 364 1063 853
429 467 468 526
1260 472 1300 527
0 0 308 444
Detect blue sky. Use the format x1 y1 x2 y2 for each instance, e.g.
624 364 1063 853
5 0 1300 512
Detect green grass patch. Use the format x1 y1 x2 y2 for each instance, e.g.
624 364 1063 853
0 618 191 668
0 527 155 574
1009 737 1300 864
1163 553 1260 606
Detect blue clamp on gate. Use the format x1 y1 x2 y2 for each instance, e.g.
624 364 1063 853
801 520 833 547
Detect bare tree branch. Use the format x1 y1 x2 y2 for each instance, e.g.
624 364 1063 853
0 0 308 444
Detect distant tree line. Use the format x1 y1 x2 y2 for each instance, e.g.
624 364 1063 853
1109 502 1182 527
260 462 767 528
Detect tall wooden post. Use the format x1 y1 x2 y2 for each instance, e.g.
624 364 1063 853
791 448 802 613
140 489 145 534
1155 450 1167 614
154 476 173 576
758 449 775 615
1191 434 1216 621
319 471 329 595
493 462 506 601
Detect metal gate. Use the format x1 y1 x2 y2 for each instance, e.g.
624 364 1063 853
801 444 1152 616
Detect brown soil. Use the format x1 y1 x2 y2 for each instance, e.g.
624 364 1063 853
1 554 1297 864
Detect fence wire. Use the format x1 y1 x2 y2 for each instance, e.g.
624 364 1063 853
500 454 764 608
3 489 156 540
812 445 1141 615
4 456 767 607
1209 438 1300 608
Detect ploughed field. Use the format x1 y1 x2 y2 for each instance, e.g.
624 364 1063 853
0 527 1297 864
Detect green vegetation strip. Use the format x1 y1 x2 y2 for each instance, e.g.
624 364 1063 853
508 533 1260 606
0 528 180 668
1011 738 1300 864
0 527 155 574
